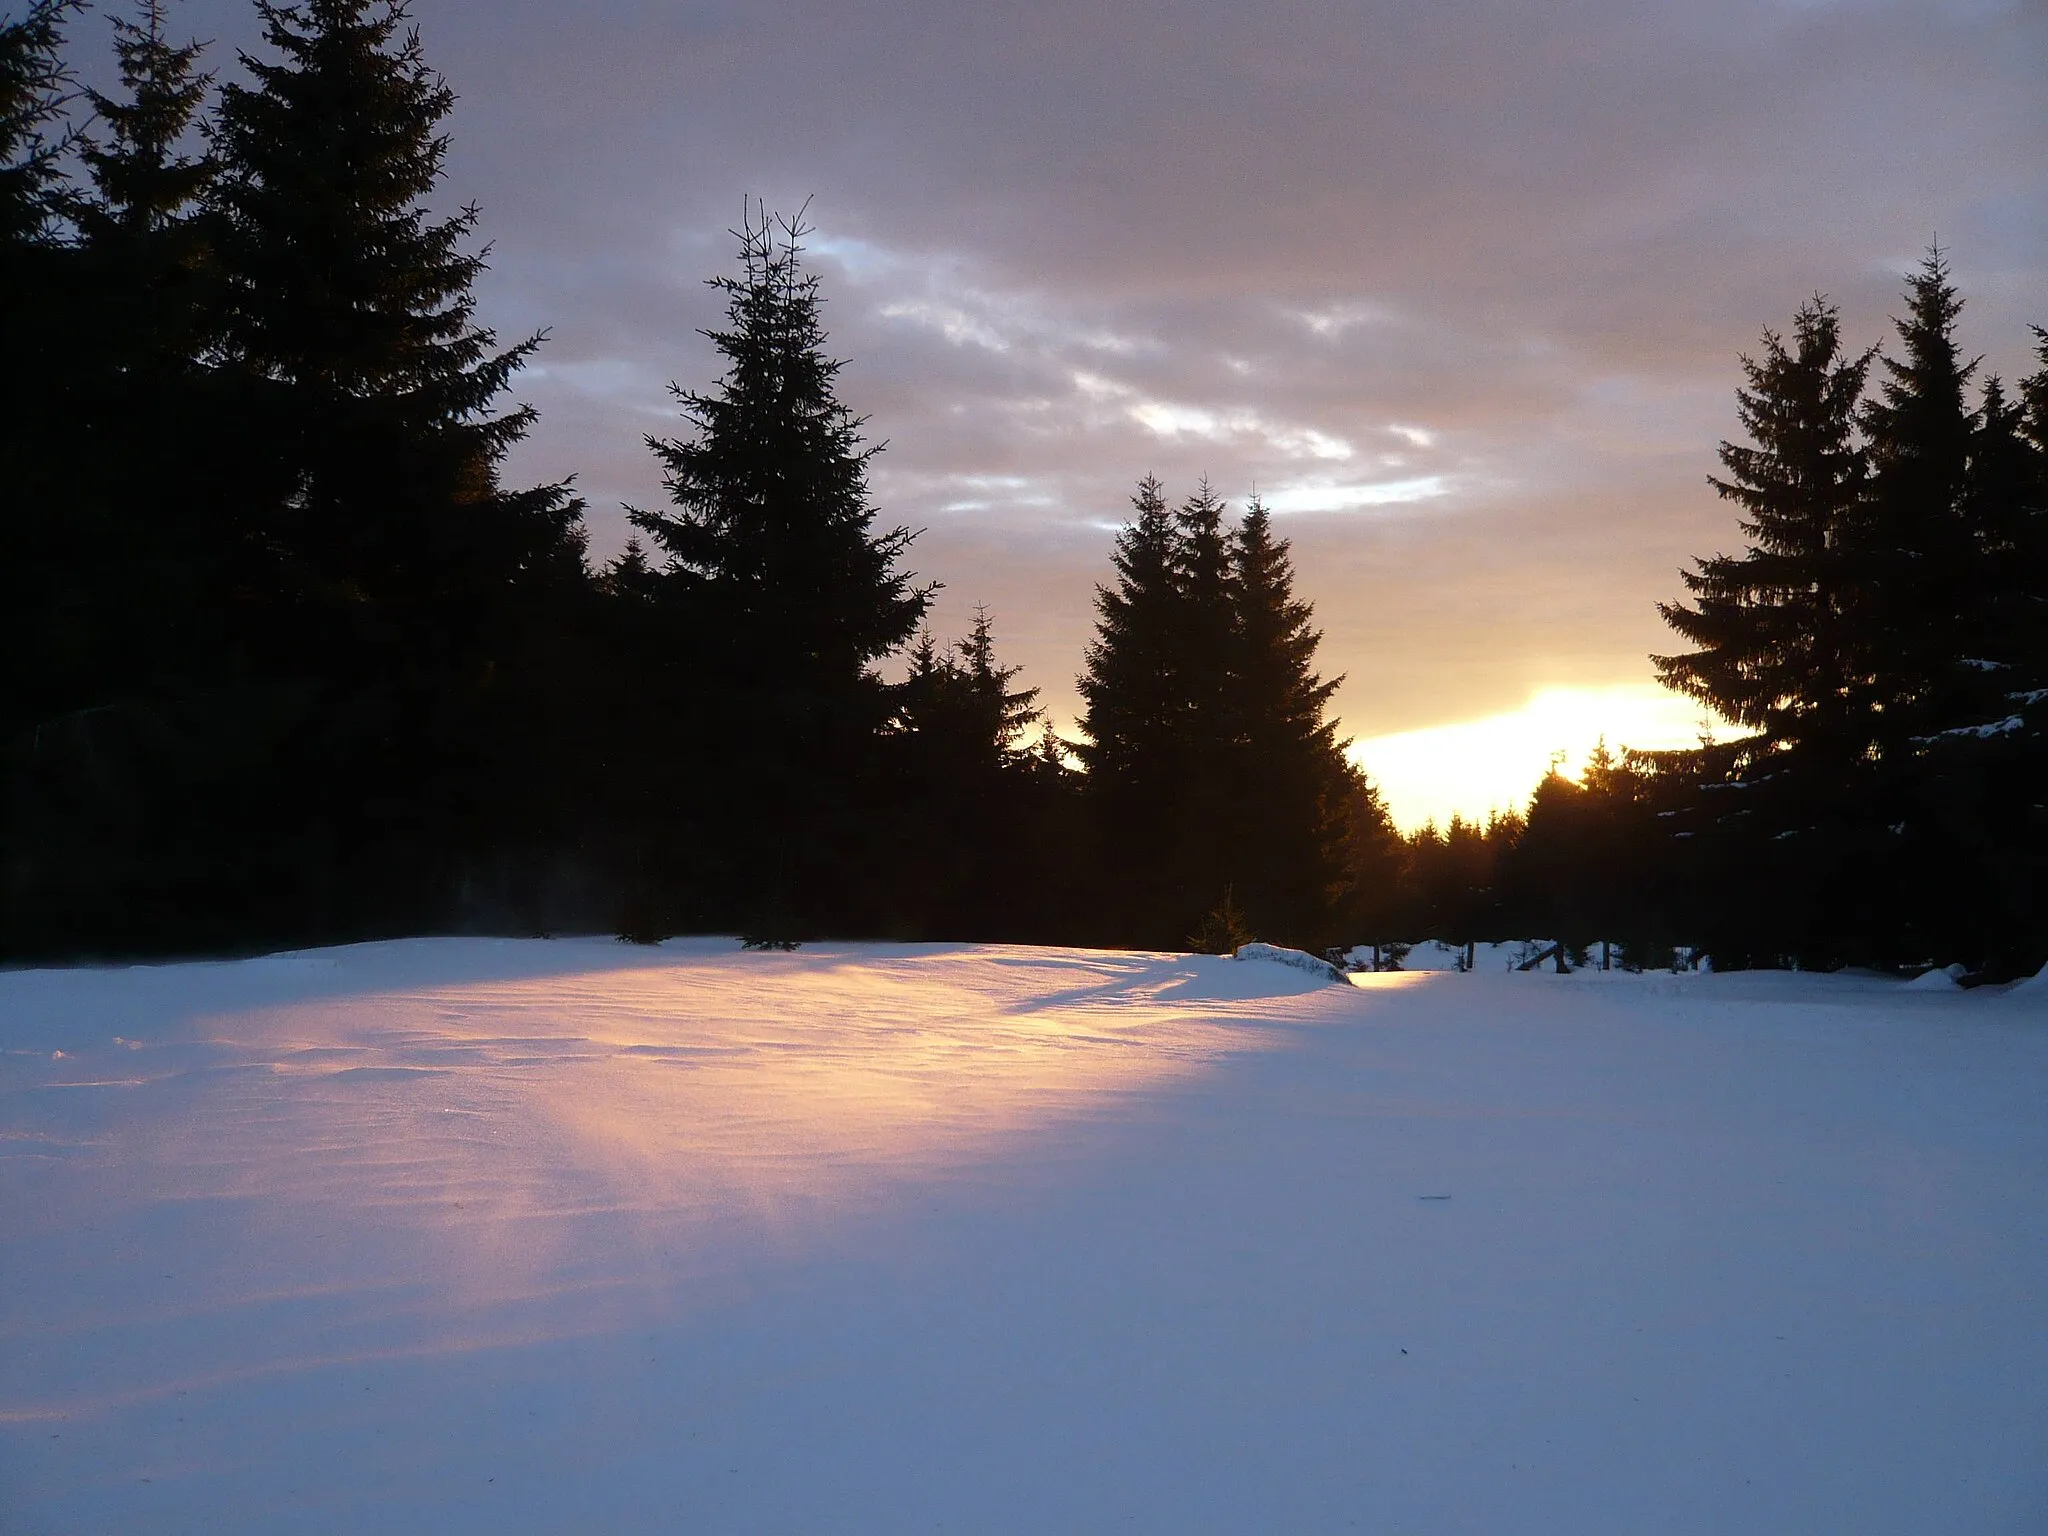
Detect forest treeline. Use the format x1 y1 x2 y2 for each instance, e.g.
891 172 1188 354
4 1 2045 973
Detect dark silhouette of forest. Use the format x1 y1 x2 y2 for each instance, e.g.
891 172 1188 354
5 1 2045 975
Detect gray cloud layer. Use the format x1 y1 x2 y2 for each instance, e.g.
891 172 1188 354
86 0 2048 737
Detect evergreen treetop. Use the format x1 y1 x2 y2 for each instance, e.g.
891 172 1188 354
0 0 80 247
80 2 214 243
1077 473 1184 791
77 2 217 381
1172 476 1234 756
210 0 583 614
1654 297 1871 757
958 604 1043 762
1221 491 1353 943
1079 477 1358 946
1857 247 1982 741
630 204 930 693
1961 375 2048 696
1230 492 1342 754
895 608 1040 778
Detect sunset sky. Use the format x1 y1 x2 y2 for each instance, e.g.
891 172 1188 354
102 0 2046 826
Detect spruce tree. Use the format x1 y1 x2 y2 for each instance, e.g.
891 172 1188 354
77 0 218 390
1888 317 2048 973
80 2 214 255
1856 249 1981 746
2013 334 2048 692
204 0 587 932
629 205 930 934
1649 298 1890 965
0 0 78 246
1654 298 1872 761
1224 493 1353 943
957 604 1043 765
1962 376 2048 701
1173 477 1235 767
0 0 85 957
1079 476 1184 785
0 0 83 635
885 609 1045 938
1167 478 1239 918
69 1 223 695
1077 475 1191 942
212 0 583 633
1334 770 1403 945
631 208 928 699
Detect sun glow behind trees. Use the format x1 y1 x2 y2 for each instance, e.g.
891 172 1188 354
1349 684 1722 832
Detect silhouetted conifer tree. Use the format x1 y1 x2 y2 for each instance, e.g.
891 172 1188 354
1078 475 1190 941
0 0 95 955
1080 480 1362 946
1 0 84 717
884 608 1051 938
199 0 587 933
69 1 223 693
0 0 77 245
1655 298 1871 761
1857 248 1981 748
1650 296 1892 964
1500 742 1659 964
1334 772 1403 943
1400 812 1506 950
629 205 929 935
1173 478 1235 761
80 2 213 253
1650 253 2048 970
955 604 1043 766
1224 493 1354 944
1964 378 2043 674
2012 336 2048 690
213 0 584 630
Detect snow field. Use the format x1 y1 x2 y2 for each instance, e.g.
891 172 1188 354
3 938 2045 1533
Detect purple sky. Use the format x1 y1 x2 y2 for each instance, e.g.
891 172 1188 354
73 0 2048 760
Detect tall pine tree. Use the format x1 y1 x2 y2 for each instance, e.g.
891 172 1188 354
2012 334 2048 693
0 0 77 246
212 0 584 636
1 0 84 729
0 0 93 958
1856 248 1981 748
1077 474 1192 943
1649 297 1886 966
628 205 930 936
71 0 223 695
1654 297 1872 762
202 0 587 934
1224 493 1354 944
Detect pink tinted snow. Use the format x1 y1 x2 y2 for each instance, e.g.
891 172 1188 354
2 939 2045 1534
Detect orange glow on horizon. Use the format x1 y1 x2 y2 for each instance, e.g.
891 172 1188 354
1348 684 1727 831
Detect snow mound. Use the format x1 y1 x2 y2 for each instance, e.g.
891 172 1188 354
2005 962 2048 997
1905 964 1967 991
1232 942 1345 983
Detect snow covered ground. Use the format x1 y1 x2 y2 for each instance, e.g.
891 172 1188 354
3 938 2045 1534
